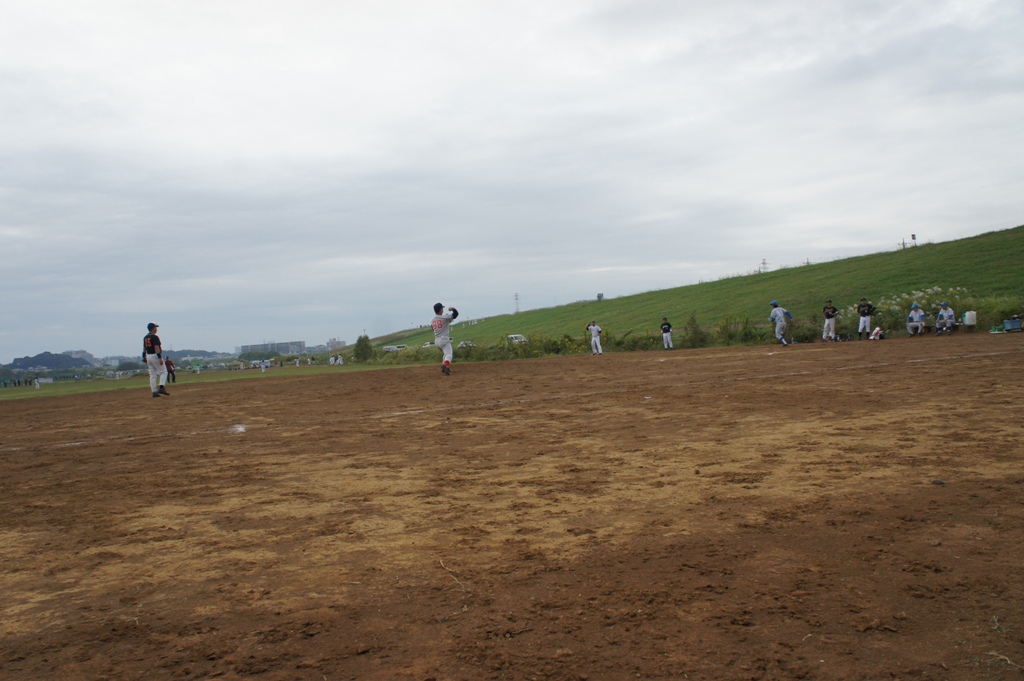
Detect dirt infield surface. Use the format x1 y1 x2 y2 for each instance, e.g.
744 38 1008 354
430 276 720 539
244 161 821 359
2 333 1023 681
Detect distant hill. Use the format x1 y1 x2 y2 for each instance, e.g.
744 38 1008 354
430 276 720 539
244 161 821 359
378 224 1024 347
9 352 92 371
2 348 236 371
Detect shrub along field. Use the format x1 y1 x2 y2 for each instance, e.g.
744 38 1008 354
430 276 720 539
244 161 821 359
5 224 1020 396
365 224 1024 362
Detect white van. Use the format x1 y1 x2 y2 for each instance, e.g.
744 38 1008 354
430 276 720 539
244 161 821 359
507 334 527 345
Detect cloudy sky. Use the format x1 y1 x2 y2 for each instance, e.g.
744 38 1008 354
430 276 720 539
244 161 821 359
2 0 1022 361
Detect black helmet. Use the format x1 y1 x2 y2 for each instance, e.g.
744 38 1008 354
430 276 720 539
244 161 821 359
433 302 443 314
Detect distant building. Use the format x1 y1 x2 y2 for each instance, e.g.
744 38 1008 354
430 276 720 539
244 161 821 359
240 341 306 355
100 355 141 367
63 350 98 365
327 338 347 350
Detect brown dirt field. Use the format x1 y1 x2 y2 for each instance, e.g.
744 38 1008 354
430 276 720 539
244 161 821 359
2 333 1023 681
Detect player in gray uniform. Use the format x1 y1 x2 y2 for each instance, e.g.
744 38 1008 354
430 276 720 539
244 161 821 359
431 302 459 375
586 320 603 355
769 301 793 346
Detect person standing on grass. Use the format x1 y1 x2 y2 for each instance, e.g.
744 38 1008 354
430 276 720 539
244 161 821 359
586 320 603 355
857 297 876 340
822 299 838 342
770 301 793 346
661 317 673 349
432 302 459 375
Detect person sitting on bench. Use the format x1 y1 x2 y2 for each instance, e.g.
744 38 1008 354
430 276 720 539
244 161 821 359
935 302 956 335
907 303 926 336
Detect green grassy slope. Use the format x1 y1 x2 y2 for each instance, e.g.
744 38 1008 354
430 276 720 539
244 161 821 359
382 224 1024 347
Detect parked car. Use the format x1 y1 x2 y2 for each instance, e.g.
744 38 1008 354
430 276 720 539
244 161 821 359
423 341 435 348
507 334 527 345
457 341 477 349
382 344 408 353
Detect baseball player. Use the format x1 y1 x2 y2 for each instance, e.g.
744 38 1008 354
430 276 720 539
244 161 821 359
822 299 838 342
661 317 673 349
769 301 793 346
857 297 876 340
586 320 603 355
936 302 956 334
906 303 926 335
142 322 170 397
431 302 459 375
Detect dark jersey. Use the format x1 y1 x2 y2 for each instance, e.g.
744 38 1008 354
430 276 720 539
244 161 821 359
858 302 875 316
822 305 838 319
661 322 672 334
143 333 162 357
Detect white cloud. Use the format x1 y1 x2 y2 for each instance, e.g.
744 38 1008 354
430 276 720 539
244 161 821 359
1 0 1022 361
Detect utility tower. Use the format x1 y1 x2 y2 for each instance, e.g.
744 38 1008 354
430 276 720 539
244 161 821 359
514 293 520 314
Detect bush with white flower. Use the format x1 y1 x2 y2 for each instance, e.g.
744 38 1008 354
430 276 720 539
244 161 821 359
836 287 973 335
